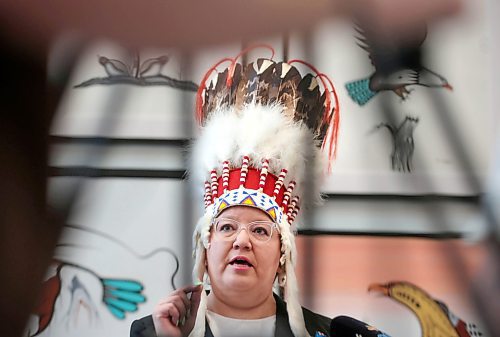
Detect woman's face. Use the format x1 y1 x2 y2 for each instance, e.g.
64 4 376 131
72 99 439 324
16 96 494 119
206 206 281 298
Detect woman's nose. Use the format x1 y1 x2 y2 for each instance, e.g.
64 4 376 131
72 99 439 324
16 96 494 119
233 228 252 250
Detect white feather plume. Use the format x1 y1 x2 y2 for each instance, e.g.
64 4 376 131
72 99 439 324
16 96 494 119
190 103 324 211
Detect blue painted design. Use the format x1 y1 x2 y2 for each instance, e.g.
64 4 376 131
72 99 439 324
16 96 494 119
345 78 377 106
107 289 146 303
102 279 143 292
101 279 146 319
106 297 137 312
241 190 258 197
315 331 327 337
266 206 277 212
107 304 126 319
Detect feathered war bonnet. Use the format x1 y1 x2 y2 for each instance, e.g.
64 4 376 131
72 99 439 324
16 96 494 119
189 45 340 337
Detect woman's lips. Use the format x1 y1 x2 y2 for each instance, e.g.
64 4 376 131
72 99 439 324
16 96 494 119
228 256 253 269
230 263 253 271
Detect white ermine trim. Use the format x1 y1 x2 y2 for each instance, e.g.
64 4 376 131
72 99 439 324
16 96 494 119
193 205 214 256
190 207 214 337
188 291 208 337
285 260 309 337
278 215 309 337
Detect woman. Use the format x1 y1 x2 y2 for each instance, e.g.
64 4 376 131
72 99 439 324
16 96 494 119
131 49 340 337
131 205 331 337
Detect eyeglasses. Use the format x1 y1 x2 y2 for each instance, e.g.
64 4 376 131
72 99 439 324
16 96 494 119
212 218 279 243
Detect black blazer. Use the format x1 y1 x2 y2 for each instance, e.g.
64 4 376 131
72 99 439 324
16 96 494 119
130 293 331 337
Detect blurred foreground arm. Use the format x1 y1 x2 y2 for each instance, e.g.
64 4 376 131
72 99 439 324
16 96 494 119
0 0 460 55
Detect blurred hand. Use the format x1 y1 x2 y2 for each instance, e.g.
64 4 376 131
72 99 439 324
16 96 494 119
152 284 203 337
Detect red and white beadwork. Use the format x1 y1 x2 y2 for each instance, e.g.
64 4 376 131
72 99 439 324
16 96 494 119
210 170 218 198
240 156 249 187
287 196 300 219
258 159 269 192
273 169 288 198
289 206 300 222
282 181 296 208
222 161 230 192
204 181 212 207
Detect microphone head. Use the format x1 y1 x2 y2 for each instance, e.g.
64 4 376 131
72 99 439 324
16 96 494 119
330 316 391 337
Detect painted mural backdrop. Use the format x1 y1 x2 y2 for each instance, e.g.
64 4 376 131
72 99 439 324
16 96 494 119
31 179 189 337
295 0 491 195
295 236 489 337
41 0 492 335
26 224 179 337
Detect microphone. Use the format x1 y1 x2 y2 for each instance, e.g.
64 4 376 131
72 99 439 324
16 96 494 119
330 316 391 337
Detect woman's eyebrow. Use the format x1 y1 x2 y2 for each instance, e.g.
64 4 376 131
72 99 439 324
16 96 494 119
218 217 271 222
216 217 238 221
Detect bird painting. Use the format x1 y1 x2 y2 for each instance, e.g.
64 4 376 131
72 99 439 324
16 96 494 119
98 53 169 78
74 50 198 90
27 260 146 337
374 116 419 172
25 224 181 337
368 281 483 337
345 25 453 106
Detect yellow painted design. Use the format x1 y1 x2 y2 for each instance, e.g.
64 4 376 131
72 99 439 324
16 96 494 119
371 282 461 337
267 208 277 221
241 196 256 206
218 200 228 212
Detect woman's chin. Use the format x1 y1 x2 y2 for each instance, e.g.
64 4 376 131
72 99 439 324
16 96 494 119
223 274 259 291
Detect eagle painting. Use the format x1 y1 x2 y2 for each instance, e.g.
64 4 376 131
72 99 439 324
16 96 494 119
345 25 452 106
